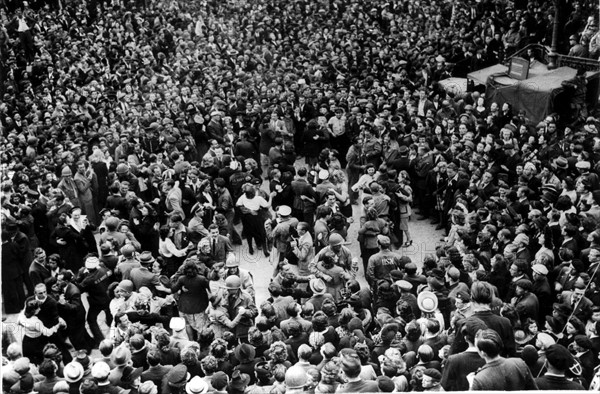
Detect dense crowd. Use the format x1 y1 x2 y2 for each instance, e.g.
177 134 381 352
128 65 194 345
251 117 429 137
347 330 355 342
2 0 600 392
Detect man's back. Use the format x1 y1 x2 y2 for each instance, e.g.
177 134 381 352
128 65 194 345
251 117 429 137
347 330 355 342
441 351 485 391
471 357 537 390
535 374 585 390
37 296 59 326
473 310 516 356
336 379 379 393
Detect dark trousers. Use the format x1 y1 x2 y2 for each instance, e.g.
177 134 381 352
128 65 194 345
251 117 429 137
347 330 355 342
87 302 111 345
361 248 378 274
225 210 242 244
3 275 25 313
331 134 350 167
19 31 35 62
302 209 315 227
48 331 73 363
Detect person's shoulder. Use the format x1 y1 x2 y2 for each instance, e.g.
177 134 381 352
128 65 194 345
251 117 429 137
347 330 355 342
505 357 528 368
359 379 380 390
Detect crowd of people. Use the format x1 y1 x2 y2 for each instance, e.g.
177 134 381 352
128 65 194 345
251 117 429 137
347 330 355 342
3 0 600 391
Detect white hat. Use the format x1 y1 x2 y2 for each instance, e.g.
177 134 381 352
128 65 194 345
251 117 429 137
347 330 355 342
91 361 110 380
85 256 100 270
318 169 330 180
532 264 549 276
63 362 84 383
210 111 222 117
185 376 208 394
394 280 413 292
169 317 186 332
417 291 439 313
277 205 292 216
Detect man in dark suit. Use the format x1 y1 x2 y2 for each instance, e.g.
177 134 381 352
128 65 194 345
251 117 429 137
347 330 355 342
476 171 498 201
573 335 596 388
290 167 317 224
424 161 447 227
1 227 27 313
58 280 94 353
560 284 594 323
336 356 379 393
413 146 434 219
295 95 316 154
442 162 460 230
535 344 585 390
141 349 173 394
5 220 33 294
451 281 516 357
35 283 72 362
441 316 487 391
502 143 521 184
206 111 225 144
416 88 436 118
470 329 537 390
395 145 414 173
206 223 233 265
29 248 52 286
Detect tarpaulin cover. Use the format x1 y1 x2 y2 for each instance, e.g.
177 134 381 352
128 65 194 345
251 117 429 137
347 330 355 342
485 66 577 122
438 77 468 95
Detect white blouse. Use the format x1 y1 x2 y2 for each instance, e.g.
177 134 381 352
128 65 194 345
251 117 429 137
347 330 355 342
18 313 59 338
236 195 269 211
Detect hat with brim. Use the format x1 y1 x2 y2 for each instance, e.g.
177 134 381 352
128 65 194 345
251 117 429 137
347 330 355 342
139 251 156 266
185 376 208 394
277 205 292 216
234 344 256 363
121 366 144 384
229 371 250 391
63 362 84 383
167 365 190 387
541 191 559 204
532 264 549 276
309 278 326 295
112 346 132 367
394 280 413 292
417 291 438 313
553 157 568 169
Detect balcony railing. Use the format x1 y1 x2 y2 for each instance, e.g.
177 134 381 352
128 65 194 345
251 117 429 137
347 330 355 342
506 44 600 71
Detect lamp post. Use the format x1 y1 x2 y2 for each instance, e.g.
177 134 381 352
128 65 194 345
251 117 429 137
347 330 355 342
547 0 560 69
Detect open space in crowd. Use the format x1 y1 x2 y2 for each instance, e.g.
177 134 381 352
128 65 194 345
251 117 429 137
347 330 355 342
2 0 600 392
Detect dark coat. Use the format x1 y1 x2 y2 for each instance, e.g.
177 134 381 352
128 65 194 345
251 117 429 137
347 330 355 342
141 364 173 394
50 224 88 272
535 374 585 390
58 282 93 352
471 357 537 390
29 261 51 287
441 350 485 391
